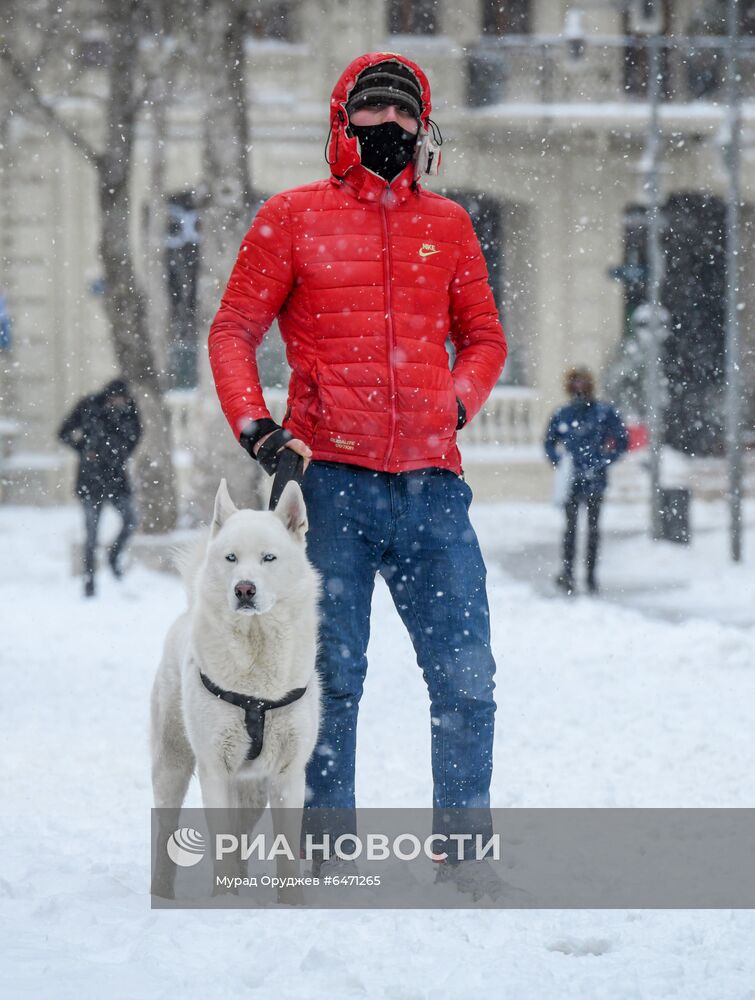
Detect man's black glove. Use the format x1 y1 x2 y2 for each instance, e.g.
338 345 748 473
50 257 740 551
240 418 293 476
456 397 467 431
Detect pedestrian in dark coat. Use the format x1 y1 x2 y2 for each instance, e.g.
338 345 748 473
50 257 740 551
544 367 628 594
58 379 141 597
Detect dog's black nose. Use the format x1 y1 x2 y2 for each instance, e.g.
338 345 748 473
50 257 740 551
234 581 256 602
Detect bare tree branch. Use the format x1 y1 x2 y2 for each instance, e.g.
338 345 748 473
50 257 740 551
0 43 103 168
2 0 179 530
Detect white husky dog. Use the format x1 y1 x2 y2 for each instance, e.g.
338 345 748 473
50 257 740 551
150 478 321 901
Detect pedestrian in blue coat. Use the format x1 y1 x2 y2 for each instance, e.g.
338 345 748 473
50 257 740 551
544 367 628 594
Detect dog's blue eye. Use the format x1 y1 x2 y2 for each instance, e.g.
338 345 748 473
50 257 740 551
262 553 277 562
226 553 237 563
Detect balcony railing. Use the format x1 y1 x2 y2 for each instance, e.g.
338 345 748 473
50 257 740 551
465 35 755 107
165 385 540 456
460 386 539 447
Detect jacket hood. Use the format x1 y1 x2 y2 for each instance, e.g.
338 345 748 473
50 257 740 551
327 52 432 182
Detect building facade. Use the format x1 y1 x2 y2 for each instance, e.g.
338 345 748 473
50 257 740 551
1 0 753 503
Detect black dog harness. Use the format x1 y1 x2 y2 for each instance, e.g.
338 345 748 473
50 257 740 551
200 671 308 761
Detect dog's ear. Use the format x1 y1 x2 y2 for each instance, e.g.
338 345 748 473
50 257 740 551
273 480 308 542
211 478 238 536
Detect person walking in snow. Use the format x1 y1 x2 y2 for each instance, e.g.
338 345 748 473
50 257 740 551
209 53 507 897
544 366 628 595
58 379 141 598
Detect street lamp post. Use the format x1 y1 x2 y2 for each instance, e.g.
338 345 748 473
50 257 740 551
638 31 668 541
561 14 668 538
724 0 743 562
556 15 748 549
633 301 670 539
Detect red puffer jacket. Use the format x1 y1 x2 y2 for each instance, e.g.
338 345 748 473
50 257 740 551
209 51 507 474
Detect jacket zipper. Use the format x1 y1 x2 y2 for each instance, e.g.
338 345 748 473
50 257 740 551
380 186 397 468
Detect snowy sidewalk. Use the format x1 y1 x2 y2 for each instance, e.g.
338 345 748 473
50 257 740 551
474 497 755 628
1 503 755 999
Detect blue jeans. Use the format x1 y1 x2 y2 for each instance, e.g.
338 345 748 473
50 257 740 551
300 460 497 855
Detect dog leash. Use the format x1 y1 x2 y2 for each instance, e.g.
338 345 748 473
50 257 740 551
268 447 305 511
200 671 307 761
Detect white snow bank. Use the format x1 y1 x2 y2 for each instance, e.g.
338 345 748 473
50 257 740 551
1 502 754 998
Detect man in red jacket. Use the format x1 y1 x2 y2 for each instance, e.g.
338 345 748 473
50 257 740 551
209 53 507 897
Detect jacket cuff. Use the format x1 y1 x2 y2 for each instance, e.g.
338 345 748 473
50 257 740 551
451 375 481 425
239 418 280 459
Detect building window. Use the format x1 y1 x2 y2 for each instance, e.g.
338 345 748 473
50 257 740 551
622 0 672 99
440 190 527 384
616 195 727 455
165 194 201 389
243 1 296 42
683 0 755 98
388 0 438 35
77 31 111 69
687 0 755 35
742 0 755 35
482 0 530 35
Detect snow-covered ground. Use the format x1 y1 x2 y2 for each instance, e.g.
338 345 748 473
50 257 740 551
2 498 755 999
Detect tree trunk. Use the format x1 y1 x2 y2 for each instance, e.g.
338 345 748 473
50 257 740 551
3 0 180 530
98 0 178 532
190 1 265 519
143 43 172 383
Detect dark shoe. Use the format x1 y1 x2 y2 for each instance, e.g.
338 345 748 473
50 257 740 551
84 577 95 598
555 572 575 595
434 859 506 902
586 575 599 594
311 856 360 879
108 546 124 579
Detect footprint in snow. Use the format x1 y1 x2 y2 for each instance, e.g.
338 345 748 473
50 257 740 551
546 936 613 957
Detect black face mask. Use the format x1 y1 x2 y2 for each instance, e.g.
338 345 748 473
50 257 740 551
350 121 418 181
